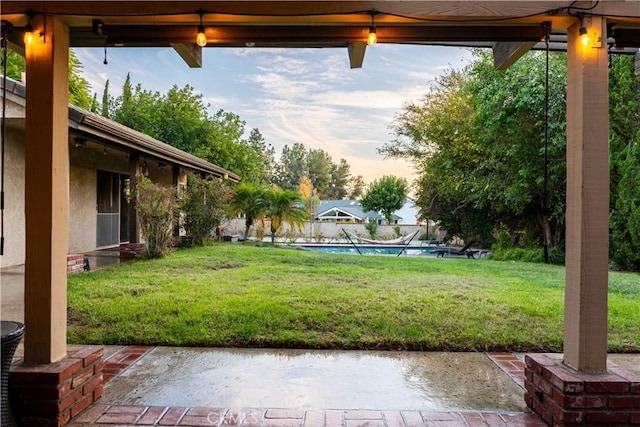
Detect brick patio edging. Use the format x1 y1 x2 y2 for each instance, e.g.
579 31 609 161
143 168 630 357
70 404 548 426
525 353 640 425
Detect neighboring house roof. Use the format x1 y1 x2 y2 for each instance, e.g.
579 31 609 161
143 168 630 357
1 77 240 181
316 200 401 222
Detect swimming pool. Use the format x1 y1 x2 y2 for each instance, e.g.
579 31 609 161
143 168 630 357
292 244 443 257
292 244 489 258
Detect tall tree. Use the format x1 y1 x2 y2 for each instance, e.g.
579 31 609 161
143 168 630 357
348 175 366 199
383 50 568 247
101 79 112 118
306 149 332 197
326 158 351 199
90 93 99 113
360 175 408 224
274 143 307 190
247 128 276 185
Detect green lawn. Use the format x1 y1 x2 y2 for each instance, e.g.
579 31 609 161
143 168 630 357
67 243 640 352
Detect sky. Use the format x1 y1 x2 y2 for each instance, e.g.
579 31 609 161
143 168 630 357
75 45 473 186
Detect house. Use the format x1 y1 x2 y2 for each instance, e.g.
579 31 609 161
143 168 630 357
314 198 418 225
1 77 239 268
391 197 424 225
315 200 387 224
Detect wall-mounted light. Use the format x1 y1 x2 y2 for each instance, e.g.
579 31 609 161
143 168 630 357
578 16 589 47
576 13 602 50
73 137 87 148
196 11 207 47
103 144 107 155
367 10 377 46
23 14 34 45
158 162 167 169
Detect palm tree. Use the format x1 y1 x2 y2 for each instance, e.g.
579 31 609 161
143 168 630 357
228 183 266 240
263 187 307 243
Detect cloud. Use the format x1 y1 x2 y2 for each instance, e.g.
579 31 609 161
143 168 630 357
74 44 471 186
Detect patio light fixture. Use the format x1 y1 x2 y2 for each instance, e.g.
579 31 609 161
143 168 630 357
23 15 33 45
367 10 377 46
577 13 589 47
196 11 207 47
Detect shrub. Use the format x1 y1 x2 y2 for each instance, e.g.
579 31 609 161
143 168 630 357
364 218 378 238
135 174 176 258
489 246 565 265
610 141 640 272
180 174 231 247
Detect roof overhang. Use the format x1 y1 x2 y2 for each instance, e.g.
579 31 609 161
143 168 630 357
2 1 638 69
0 77 240 181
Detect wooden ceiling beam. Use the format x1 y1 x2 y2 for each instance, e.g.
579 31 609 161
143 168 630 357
80 23 547 48
493 41 538 70
348 42 367 69
171 43 203 68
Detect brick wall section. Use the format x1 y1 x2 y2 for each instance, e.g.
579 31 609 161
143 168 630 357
525 353 640 426
9 345 104 427
66 254 85 275
119 243 146 261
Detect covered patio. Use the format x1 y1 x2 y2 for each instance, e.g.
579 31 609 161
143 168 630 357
1 1 640 425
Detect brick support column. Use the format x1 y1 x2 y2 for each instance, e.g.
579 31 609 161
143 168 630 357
9 345 104 426
525 354 640 426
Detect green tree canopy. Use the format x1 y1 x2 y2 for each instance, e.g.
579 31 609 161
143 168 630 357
383 49 640 269
274 143 308 191
2 48 93 110
263 187 306 243
360 175 408 224
104 77 272 184
274 143 359 199
247 128 276 185
383 50 567 247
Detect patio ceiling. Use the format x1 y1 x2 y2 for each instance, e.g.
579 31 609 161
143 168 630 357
2 1 639 69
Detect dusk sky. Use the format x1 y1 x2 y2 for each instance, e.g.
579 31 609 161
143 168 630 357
75 45 473 187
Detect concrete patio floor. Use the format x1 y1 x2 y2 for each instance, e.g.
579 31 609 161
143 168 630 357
71 345 545 426
3 264 639 426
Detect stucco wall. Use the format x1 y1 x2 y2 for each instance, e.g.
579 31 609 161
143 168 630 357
2 128 26 267
69 142 129 175
145 162 173 186
68 167 97 254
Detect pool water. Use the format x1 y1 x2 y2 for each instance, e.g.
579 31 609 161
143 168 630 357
293 244 442 256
